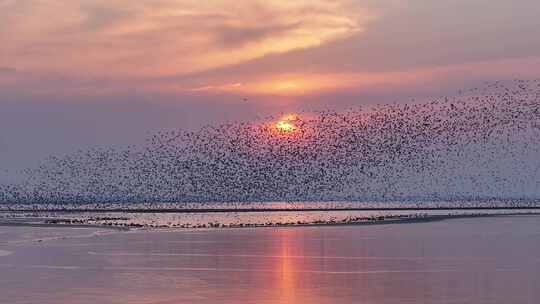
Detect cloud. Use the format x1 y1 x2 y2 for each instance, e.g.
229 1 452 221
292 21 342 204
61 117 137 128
3 0 540 100
164 56 540 96
213 23 302 48
0 0 374 78
0 67 16 74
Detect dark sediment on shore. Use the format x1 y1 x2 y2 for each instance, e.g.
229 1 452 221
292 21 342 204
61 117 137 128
1 212 538 230
0 218 129 230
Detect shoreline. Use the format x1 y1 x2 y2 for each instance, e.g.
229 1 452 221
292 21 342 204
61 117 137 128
1 212 538 231
2 206 540 213
187 213 540 229
0 219 129 230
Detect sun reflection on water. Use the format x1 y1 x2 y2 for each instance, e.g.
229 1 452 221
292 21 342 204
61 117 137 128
278 229 299 303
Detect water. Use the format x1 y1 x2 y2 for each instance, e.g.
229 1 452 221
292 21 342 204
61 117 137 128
1 215 539 303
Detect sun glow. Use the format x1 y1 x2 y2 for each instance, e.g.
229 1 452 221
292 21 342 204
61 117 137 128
275 114 298 133
276 121 296 132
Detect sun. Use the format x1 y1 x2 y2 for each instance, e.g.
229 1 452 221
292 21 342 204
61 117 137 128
275 114 298 133
276 120 296 132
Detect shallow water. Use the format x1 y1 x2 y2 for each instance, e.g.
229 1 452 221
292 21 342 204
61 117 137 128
1 215 539 303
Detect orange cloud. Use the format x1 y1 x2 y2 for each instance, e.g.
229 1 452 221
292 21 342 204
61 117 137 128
0 1 375 78
171 56 540 96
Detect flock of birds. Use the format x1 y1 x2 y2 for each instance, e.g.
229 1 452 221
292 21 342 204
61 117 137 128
1 80 540 206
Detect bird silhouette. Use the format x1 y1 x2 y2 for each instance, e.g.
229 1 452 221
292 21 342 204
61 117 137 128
0 80 539 219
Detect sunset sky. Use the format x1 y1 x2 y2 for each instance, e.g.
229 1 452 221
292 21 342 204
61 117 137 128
2 0 540 173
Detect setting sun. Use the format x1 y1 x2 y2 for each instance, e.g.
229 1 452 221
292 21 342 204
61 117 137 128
275 114 299 132
276 120 296 132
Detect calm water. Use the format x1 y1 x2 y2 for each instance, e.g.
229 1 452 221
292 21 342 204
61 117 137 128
1 215 539 303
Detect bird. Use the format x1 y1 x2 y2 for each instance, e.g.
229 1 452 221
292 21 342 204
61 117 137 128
0 79 539 228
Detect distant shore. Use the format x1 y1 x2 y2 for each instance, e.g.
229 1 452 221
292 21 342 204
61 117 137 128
1 211 538 230
0 219 129 230
3 206 540 213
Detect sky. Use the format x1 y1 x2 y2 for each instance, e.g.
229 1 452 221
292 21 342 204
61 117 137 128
2 0 540 174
